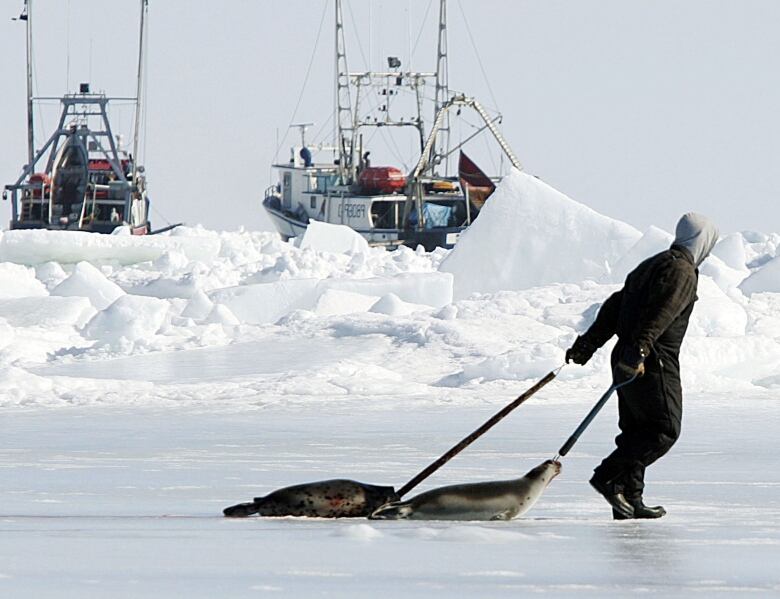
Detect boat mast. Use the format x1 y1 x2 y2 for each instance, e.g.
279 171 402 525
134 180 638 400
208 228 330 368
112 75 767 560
131 0 148 187
334 0 354 184
24 0 34 166
432 0 449 176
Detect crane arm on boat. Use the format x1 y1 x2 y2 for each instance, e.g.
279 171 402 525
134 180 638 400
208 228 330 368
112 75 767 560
408 95 523 184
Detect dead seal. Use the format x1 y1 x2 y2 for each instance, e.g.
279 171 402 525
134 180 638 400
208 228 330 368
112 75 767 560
369 459 561 521
223 479 399 518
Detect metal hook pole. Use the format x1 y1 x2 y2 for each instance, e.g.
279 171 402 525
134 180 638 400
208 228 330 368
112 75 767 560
555 374 638 460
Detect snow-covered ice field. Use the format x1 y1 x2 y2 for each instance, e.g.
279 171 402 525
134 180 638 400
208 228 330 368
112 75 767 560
2 170 780 596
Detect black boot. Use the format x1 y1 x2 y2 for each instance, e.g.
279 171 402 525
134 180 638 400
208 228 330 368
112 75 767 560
631 499 666 519
612 498 666 520
590 477 634 519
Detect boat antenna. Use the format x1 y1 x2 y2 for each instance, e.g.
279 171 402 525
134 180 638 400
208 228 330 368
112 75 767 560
16 0 35 165
432 0 450 176
131 0 148 187
334 0 354 184
291 123 314 149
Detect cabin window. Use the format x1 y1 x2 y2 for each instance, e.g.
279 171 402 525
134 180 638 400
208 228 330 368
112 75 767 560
310 196 317 209
316 174 338 193
370 200 399 229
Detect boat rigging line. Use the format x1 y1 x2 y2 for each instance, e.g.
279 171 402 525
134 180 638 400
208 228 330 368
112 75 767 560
65 0 71 92
456 0 501 115
131 0 148 187
141 0 150 171
310 112 335 148
482 125 500 174
31 43 47 155
410 0 433 64
149 201 174 229
410 0 434 63
271 0 329 166
443 116 501 163
11 0 36 164
378 127 410 171
345 0 369 71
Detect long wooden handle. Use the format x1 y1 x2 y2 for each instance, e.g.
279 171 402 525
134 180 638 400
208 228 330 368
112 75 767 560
396 369 559 498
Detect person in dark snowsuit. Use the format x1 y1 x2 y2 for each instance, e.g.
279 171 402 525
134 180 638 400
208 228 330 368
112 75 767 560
565 213 719 519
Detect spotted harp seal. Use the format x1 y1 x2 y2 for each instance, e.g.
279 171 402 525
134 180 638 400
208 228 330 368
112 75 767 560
369 460 561 521
223 479 399 518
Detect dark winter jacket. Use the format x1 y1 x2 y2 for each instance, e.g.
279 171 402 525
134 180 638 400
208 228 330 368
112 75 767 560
582 246 698 371
581 214 717 495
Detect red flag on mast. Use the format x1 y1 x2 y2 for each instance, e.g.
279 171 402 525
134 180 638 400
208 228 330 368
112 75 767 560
458 151 495 209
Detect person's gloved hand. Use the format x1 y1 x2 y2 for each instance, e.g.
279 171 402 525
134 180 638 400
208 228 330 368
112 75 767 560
565 336 598 365
613 346 647 383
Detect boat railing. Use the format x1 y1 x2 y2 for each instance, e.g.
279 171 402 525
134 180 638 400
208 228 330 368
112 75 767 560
77 193 88 229
12 179 113 228
78 184 99 229
47 185 53 224
5 180 52 224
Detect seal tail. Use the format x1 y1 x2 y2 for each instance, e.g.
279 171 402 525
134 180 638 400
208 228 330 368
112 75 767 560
368 501 413 520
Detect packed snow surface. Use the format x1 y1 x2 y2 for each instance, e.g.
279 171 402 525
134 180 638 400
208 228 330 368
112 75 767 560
2 178 780 596
440 169 642 298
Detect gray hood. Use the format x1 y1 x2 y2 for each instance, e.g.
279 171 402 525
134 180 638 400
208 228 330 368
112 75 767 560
672 212 719 267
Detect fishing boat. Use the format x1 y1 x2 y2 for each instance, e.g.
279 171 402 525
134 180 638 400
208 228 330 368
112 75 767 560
262 0 523 251
2 0 152 235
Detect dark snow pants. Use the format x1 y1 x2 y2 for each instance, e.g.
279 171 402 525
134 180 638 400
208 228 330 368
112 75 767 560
592 353 683 500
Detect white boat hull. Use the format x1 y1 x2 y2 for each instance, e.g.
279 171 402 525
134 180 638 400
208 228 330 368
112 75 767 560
263 199 463 250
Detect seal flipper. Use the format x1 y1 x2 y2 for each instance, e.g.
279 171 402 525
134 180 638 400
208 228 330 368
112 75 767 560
368 501 413 520
490 509 514 521
223 501 260 518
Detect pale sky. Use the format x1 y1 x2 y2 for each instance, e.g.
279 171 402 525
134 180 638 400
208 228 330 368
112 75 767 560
1 0 779 235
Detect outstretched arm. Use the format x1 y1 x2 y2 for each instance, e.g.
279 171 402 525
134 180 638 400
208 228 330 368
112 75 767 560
566 289 623 365
583 289 623 348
